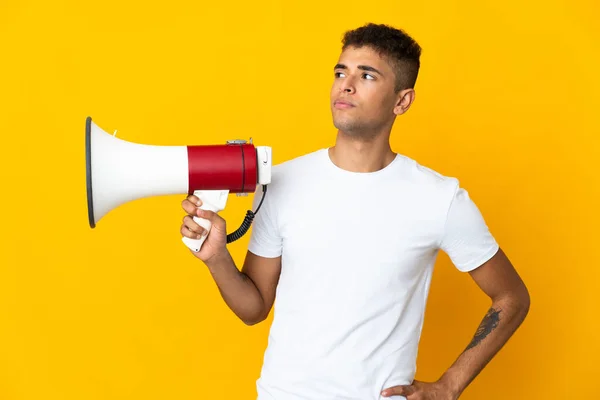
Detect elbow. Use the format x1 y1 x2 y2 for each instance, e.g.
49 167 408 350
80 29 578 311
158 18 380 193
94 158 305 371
240 309 269 326
242 315 266 326
498 284 531 321
521 287 531 319
517 282 531 317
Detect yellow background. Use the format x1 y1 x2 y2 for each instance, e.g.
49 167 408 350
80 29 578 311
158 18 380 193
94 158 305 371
1 0 598 398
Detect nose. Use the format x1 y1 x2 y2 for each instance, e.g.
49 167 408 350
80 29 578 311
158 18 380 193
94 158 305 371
340 77 356 94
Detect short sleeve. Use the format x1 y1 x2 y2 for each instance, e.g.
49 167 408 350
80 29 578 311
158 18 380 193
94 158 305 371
439 184 499 272
247 184 283 258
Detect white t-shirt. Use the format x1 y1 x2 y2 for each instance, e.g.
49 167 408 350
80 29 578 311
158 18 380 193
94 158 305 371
247 148 499 400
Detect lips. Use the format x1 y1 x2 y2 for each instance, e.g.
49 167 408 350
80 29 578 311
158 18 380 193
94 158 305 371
334 100 355 109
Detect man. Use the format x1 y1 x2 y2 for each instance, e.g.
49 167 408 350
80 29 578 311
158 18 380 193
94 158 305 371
180 23 530 400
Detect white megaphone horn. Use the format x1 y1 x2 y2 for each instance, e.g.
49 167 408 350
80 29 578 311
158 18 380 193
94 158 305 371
85 116 272 252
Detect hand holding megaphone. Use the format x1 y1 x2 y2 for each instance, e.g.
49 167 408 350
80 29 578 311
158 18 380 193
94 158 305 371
180 192 229 260
181 190 228 253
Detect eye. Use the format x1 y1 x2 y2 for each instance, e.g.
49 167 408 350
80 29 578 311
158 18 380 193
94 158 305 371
335 72 345 78
363 73 375 80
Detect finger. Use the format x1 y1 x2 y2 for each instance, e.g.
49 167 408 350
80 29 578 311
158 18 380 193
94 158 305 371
188 194 202 206
196 209 226 232
183 215 204 234
181 224 201 239
181 195 202 213
182 215 206 238
181 223 206 239
197 208 218 221
381 385 415 397
181 199 197 215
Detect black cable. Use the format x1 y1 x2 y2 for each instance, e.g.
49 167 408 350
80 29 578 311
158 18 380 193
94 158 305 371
226 184 267 243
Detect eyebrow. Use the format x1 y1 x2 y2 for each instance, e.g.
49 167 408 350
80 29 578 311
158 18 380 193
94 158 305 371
334 63 384 76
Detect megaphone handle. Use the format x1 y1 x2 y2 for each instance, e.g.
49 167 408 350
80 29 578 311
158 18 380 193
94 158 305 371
182 190 229 252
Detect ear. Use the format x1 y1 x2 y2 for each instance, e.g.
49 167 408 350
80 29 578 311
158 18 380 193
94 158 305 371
393 88 416 116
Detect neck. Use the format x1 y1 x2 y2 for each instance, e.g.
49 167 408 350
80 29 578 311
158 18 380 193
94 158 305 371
328 130 396 173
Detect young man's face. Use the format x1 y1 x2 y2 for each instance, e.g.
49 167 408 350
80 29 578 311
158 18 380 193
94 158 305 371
330 45 412 138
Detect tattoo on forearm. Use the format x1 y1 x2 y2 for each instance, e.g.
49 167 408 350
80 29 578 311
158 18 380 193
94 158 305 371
466 307 502 350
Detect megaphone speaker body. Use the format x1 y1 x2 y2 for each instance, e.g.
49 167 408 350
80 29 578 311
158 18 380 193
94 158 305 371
85 116 272 252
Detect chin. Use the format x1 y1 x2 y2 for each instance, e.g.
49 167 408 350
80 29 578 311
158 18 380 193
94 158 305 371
333 120 380 140
333 115 359 130
334 122 363 136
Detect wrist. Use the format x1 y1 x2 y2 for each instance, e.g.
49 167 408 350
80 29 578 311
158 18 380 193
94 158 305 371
204 248 232 269
437 372 463 399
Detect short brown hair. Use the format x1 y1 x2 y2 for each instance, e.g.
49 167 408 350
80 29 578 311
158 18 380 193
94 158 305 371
342 23 422 92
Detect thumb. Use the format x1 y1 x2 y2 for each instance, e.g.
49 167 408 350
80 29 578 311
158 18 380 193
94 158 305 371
198 209 219 222
381 384 416 397
197 209 226 231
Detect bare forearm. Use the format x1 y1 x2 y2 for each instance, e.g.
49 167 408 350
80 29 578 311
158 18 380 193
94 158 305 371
439 294 530 397
203 251 266 325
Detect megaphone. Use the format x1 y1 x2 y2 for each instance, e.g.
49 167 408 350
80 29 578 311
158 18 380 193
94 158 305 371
85 116 272 252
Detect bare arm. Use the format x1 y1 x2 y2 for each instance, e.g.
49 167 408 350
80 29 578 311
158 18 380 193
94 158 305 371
383 247 530 398
204 250 281 326
180 194 281 326
438 247 531 397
